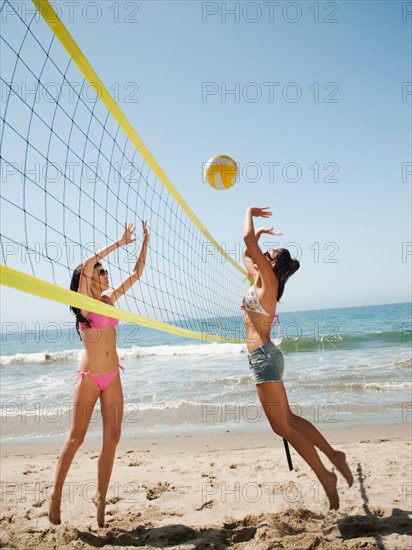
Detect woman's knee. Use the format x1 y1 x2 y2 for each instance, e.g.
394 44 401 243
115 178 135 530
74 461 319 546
269 417 297 440
263 403 296 437
104 426 122 446
67 430 87 448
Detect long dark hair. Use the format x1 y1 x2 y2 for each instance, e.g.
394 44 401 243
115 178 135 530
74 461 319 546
70 262 101 337
271 248 300 301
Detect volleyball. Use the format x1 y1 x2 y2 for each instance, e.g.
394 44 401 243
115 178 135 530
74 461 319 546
204 155 238 190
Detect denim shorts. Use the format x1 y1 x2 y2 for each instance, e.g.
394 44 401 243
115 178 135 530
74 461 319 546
248 341 284 384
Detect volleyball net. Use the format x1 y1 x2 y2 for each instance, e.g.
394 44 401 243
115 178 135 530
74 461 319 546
0 0 250 343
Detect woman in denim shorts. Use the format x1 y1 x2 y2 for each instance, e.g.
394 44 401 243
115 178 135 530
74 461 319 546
242 207 352 510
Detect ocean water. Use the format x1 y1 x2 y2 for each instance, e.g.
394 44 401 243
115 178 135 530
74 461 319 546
1 302 411 444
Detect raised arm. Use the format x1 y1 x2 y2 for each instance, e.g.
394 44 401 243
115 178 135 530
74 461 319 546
244 206 272 254
78 222 136 297
109 220 149 303
243 207 282 274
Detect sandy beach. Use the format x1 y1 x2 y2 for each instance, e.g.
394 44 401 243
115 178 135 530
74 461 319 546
1 423 411 549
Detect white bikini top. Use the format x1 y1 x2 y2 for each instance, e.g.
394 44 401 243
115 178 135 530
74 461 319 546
241 285 271 317
241 285 281 337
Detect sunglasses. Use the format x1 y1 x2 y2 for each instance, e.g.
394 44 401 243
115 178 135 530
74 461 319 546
264 252 275 261
97 268 108 276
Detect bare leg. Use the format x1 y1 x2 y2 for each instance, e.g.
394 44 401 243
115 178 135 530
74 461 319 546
256 381 351 509
92 372 123 527
48 378 100 524
289 415 353 487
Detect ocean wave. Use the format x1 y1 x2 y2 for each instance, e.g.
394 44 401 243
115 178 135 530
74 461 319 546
0 349 82 366
0 342 248 366
205 375 253 386
118 342 248 359
305 357 412 377
1 394 406 424
300 381 412 392
1 328 408 366
0 399 220 417
0 399 228 419
279 330 410 351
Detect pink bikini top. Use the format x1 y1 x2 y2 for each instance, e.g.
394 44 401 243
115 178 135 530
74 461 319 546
79 296 119 331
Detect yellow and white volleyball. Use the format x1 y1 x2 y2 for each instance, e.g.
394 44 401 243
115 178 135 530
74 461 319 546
204 155 238 190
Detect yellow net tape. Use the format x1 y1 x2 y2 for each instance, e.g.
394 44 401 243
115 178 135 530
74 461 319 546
0 264 245 343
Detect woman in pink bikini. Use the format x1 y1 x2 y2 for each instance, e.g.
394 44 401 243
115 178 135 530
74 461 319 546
49 221 149 526
243 207 352 509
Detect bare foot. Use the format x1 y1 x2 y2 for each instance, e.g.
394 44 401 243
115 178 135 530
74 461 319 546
92 492 105 528
322 472 339 510
48 492 61 525
333 450 353 487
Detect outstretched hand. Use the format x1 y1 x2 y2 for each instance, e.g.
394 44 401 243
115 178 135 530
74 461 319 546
118 222 137 246
257 226 283 236
142 220 149 242
250 207 272 218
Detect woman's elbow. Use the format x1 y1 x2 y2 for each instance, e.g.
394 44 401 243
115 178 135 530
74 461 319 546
243 232 255 245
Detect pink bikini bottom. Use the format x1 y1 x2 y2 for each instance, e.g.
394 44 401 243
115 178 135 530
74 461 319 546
72 365 125 392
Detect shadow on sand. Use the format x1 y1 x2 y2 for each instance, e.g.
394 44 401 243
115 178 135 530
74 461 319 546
75 467 412 549
337 463 412 550
77 522 256 548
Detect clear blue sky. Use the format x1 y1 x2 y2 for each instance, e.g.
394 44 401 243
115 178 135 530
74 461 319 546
1 0 411 324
